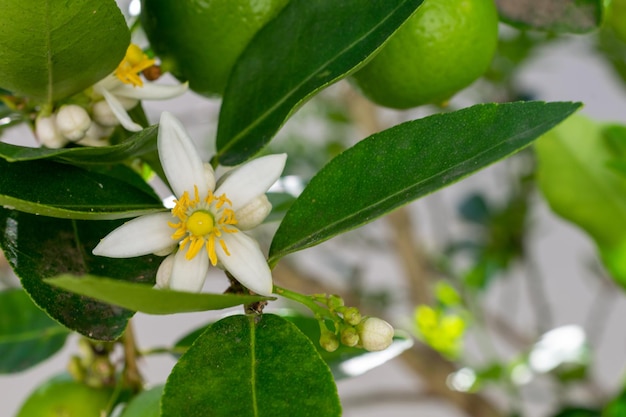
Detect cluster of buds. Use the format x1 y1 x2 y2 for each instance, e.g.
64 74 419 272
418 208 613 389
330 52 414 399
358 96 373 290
35 104 113 148
33 43 187 149
67 338 117 388
314 294 394 353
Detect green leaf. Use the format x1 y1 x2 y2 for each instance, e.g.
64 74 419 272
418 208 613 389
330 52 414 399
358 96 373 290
45 276 270 315
172 311 413 380
162 314 341 417
0 289 70 373
216 0 424 165
0 125 158 165
119 385 163 417
535 114 626 287
0 158 164 220
0 0 129 103
0 211 161 340
496 0 602 33
269 101 581 263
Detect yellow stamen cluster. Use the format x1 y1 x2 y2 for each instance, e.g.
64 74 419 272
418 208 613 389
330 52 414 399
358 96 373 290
169 185 238 265
114 44 156 87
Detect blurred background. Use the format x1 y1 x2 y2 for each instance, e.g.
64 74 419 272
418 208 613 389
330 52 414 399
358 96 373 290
2 1 626 416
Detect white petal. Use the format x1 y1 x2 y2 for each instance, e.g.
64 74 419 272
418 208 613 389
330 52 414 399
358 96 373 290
169 247 209 292
93 75 121 95
93 212 174 258
216 154 286 211
112 82 189 100
102 89 143 132
155 253 175 289
158 112 213 197
217 232 273 296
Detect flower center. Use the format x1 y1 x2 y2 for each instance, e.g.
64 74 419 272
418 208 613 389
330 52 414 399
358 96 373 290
114 44 156 87
186 211 214 236
169 185 238 265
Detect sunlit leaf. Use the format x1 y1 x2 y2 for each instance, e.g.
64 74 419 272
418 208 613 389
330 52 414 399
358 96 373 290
535 114 626 287
0 0 129 103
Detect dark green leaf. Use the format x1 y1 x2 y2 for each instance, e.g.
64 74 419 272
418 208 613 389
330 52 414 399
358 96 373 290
119 385 163 417
162 314 341 417
0 289 70 373
0 158 164 220
496 0 602 33
0 0 129 103
45 276 270 315
0 125 158 165
551 407 601 417
0 210 161 340
173 311 413 380
216 0 424 165
269 101 581 263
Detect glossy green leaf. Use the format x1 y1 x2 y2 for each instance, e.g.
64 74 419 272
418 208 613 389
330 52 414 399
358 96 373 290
496 0 602 33
0 289 70 373
45 276 270 315
0 125 158 165
173 311 413 380
0 0 129 103
269 101 581 263
162 314 341 417
536 115 626 287
216 0 424 165
0 158 164 220
0 210 161 340
119 385 163 417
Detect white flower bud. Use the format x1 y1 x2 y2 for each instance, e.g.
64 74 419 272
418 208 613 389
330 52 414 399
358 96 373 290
35 114 68 148
77 123 115 147
56 104 91 141
92 100 119 127
235 195 272 230
155 253 175 289
357 317 394 352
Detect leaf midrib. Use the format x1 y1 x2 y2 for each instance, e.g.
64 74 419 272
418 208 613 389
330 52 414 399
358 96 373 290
271 116 558 260
217 0 415 158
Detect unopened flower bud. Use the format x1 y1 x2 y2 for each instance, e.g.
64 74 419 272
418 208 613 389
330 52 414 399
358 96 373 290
155 253 175 289
319 331 339 353
92 100 119 127
343 307 362 326
235 194 272 230
327 295 344 311
35 114 68 148
56 104 91 141
357 317 394 352
340 326 360 347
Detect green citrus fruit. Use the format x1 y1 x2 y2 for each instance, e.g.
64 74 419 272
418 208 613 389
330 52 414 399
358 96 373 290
16 375 113 417
607 0 626 43
351 0 499 109
141 0 290 97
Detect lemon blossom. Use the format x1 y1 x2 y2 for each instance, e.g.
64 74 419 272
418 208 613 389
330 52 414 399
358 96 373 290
92 44 188 132
93 112 286 295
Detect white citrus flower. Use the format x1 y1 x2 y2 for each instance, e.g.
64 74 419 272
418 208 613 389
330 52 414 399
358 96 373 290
92 44 187 132
93 112 286 296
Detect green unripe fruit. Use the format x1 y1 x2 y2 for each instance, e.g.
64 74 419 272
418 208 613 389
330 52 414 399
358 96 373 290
141 0 290 97
351 0 499 109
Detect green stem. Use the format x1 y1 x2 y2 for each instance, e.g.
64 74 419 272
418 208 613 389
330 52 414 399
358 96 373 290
273 285 333 320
